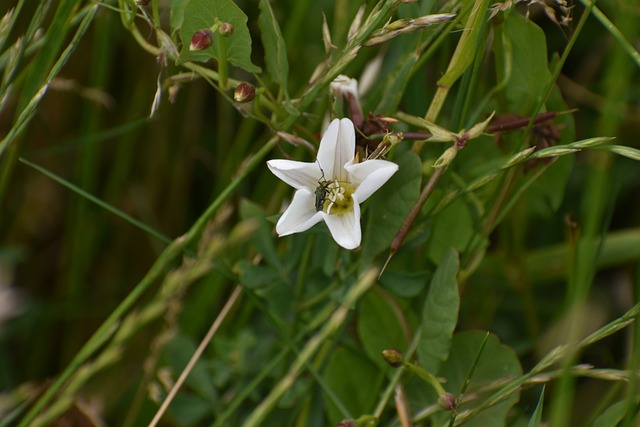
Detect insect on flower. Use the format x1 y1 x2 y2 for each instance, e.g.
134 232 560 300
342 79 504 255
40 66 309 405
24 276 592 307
267 118 398 250
314 162 331 212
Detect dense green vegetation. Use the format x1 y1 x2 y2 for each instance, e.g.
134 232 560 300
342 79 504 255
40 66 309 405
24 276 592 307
1 0 639 425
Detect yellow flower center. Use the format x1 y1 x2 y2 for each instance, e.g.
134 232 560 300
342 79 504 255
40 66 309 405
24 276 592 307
321 181 355 215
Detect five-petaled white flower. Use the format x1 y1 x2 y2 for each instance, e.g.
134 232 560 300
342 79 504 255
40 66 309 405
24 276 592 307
267 118 398 250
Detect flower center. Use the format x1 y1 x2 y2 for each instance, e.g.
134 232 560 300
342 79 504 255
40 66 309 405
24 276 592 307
318 180 355 215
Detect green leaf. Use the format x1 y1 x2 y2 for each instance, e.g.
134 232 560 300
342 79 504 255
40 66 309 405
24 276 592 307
323 347 380 423
361 150 421 261
418 248 460 374
528 386 545 427
357 291 410 367
379 269 430 298
258 0 290 98
591 398 639 427
440 331 522 427
234 260 280 289
427 198 475 264
170 0 190 34
179 0 261 73
495 13 551 115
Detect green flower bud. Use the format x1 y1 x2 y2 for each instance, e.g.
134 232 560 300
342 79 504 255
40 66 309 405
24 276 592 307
189 29 213 51
381 349 404 368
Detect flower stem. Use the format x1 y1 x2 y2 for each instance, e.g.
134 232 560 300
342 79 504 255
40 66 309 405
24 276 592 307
403 359 447 396
216 30 229 90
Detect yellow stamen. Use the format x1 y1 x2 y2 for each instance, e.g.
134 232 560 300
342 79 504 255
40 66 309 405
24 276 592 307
322 181 354 215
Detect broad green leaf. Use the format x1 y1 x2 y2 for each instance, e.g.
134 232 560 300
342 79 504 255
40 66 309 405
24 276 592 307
418 248 459 374
179 0 261 73
323 347 380 424
357 291 410 367
170 0 190 34
258 0 290 98
361 150 421 261
427 198 475 264
440 331 522 427
379 269 430 298
528 386 545 427
494 13 550 115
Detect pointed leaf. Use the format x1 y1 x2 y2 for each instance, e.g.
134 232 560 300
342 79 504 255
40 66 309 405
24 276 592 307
179 0 261 73
170 0 190 34
258 0 290 98
494 13 550 115
527 386 545 427
357 292 410 367
591 399 636 427
418 247 460 374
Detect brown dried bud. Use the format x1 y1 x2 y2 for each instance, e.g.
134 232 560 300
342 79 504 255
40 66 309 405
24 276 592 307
190 29 213 51
234 82 256 103
438 392 457 411
219 22 234 37
381 349 404 368
336 420 356 427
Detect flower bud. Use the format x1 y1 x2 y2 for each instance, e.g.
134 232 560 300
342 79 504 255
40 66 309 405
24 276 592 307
218 22 234 37
438 392 457 411
433 145 459 168
336 420 356 427
189 29 213 51
381 349 404 368
234 82 256 103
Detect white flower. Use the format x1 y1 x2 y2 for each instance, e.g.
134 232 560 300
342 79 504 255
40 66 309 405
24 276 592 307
267 118 398 250
330 75 359 98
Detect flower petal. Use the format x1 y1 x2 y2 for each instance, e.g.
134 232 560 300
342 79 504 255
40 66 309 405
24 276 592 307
323 201 361 249
267 159 322 192
330 75 359 98
276 190 324 236
317 118 355 181
347 159 399 202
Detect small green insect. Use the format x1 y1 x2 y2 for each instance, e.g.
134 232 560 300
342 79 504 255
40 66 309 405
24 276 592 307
315 162 331 212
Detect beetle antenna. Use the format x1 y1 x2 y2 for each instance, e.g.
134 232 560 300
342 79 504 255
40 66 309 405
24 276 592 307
316 160 326 181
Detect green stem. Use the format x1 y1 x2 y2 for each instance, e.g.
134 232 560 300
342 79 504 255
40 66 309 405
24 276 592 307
216 31 229 91
403 360 447 396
